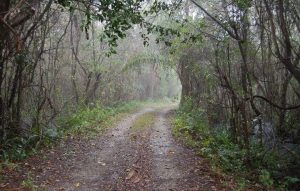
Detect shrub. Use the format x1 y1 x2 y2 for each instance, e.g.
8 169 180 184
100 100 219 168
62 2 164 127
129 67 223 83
172 100 298 190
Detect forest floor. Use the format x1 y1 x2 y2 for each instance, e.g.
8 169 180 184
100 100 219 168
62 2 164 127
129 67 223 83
1 106 228 191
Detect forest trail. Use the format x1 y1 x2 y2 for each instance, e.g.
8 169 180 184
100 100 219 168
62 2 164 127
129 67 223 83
50 107 155 190
2 106 223 191
150 108 222 191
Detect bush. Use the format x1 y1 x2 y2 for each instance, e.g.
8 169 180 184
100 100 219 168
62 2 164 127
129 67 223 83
172 99 298 190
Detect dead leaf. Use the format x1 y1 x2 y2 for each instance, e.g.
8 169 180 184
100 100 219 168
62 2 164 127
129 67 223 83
125 169 137 180
132 174 142 184
97 161 106 166
132 164 141 169
132 175 141 184
131 134 137 140
0 183 9 188
167 150 175 155
74 182 80 187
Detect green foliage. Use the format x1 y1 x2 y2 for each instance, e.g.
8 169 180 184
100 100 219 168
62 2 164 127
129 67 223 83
172 99 298 190
58 101 141 137
233 0 252 10
122 51 169 72
172 97 210 149
279 177 300 190
57 0 184 54
21 173 34 189
0 136 39 161
210 131 247 172
173 100 247 173
259 169 274 188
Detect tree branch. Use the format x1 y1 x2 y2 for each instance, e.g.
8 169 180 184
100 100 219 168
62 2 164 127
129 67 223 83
252 95 300 110
190 0 239 40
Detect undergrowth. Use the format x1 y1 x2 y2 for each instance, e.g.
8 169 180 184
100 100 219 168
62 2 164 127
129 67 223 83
58 101 141 137
0 99 174 163
172 98 299 191
0 101 143 162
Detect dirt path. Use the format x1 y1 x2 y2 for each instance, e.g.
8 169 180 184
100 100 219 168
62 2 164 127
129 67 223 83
51 108 155 191
150 108 222 191
1 106 225 190
151 108 185 190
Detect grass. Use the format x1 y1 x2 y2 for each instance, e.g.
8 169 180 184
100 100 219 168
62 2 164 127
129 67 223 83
20 173 34 189
131 112 156 131
129 112 156 141
58 101 142 138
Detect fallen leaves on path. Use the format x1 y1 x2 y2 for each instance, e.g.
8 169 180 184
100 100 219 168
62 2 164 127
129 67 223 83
97 161 106 166
74 182 80 187
0 109 234 190
125 169 137 180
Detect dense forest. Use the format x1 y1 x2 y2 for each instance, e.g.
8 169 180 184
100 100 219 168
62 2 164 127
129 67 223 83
0 0 299 190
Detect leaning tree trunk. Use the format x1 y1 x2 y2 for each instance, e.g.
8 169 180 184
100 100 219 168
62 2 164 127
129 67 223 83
0 0 11 141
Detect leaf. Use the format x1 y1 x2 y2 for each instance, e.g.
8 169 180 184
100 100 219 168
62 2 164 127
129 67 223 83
74 182 80 187
125 169 137 180
132 175 141 184
167 149 175 155
97 161 106 166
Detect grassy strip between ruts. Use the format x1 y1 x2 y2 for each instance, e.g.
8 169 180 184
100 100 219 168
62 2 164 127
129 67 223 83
130 112 156 131
128 111 156 141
